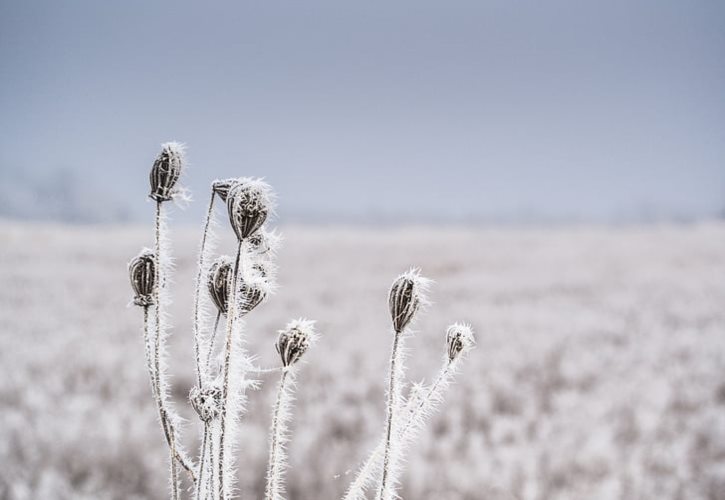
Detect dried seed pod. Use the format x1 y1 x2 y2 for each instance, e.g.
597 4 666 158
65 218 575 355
207 256 234 315
212 178 238 203
226 179 273 240
129 249 156 306
388 268 430 333
275 319 317 367
149 142 185 202
446 323 475 362
239 277 268 314
189 385 223 422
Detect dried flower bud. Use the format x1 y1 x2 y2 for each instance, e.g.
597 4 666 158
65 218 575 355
129 249 156 306
149 142 185 202
275 319 317 367
207 256 234 315
388 268 431 333
212 178 238 202
239 277 268 314
247 228 281 256
446 323 475 362
226 178 274 240
189 385 222 422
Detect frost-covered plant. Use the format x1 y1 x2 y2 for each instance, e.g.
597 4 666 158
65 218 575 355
128 142 473 500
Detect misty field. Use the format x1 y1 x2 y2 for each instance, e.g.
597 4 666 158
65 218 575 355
1 220 724 500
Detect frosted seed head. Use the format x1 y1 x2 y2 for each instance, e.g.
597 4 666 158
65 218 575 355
446 322 475 362
211 178 238 202
149 142 185 202
238 276 268 315
189 385 223 422
128 249 156 306
275 318 317 367
226 178 274 240
388 268 431 333
207 256 234 315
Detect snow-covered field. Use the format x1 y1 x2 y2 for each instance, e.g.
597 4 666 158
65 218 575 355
1 221 724 500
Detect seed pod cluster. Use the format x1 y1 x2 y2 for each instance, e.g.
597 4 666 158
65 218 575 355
446 323 475 362
149 142 184 202
189 385 223 422
227 179 271 241
129 249 156 306
207 257 234 315
275 319 316 367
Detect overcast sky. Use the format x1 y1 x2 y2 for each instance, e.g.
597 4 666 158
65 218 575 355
1 0 723 223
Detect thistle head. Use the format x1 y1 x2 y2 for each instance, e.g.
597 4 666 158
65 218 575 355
207 256 234 315
275 318 318 367
212 178 238 202
149 142 185 202
238 276 269 315
128 249 156 306
189 385 222 422
446 322 475 362
226 178 274 241
388 268 431 333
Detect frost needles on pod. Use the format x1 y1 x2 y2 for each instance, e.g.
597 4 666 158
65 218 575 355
149 142 185 202
128 249 155 307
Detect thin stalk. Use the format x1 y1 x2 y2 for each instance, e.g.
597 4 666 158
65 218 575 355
401 362 450 437
217 241 243 500
265 369 289 500
196 425 209 500
193 191 217 387
152 201 197 488
204 311 222 376
378 330 402 500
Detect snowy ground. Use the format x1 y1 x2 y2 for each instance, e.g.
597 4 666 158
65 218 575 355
1 220 724 500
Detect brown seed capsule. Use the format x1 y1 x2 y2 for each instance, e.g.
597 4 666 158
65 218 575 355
226 179 271 241
189 385 223 422
239 278 267 314
149 142 184 202
129 249 156 306
212 178 238 203
207 257 234 315
275 319 316 367
446 323 475 362
388 269 429 333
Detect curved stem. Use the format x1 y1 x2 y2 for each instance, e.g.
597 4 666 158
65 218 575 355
193 191 217 387
378 330 402 500
196 424 209 500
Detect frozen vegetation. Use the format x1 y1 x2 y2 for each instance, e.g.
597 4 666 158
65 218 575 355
1 219 724 499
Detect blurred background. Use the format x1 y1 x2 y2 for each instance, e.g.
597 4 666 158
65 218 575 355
1 1 724 499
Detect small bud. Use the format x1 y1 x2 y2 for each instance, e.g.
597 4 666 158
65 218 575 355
275 319 317 367
239 277 268 314
212 178 238 203
226 178 273 240
388 268 431 333
189 385 223 422
129 249 156 306
149 142 185 202
446 323 475 362
207 257 234 315
247 228 282 256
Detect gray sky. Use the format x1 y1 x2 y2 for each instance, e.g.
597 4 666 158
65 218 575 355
1 0 723 223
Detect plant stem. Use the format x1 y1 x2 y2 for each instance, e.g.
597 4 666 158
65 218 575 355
265 369 289 500
152 201 197 491
196 424 209 500
205 311 222 377
217 241 243 500
378 330 402 500
193 191 216 387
